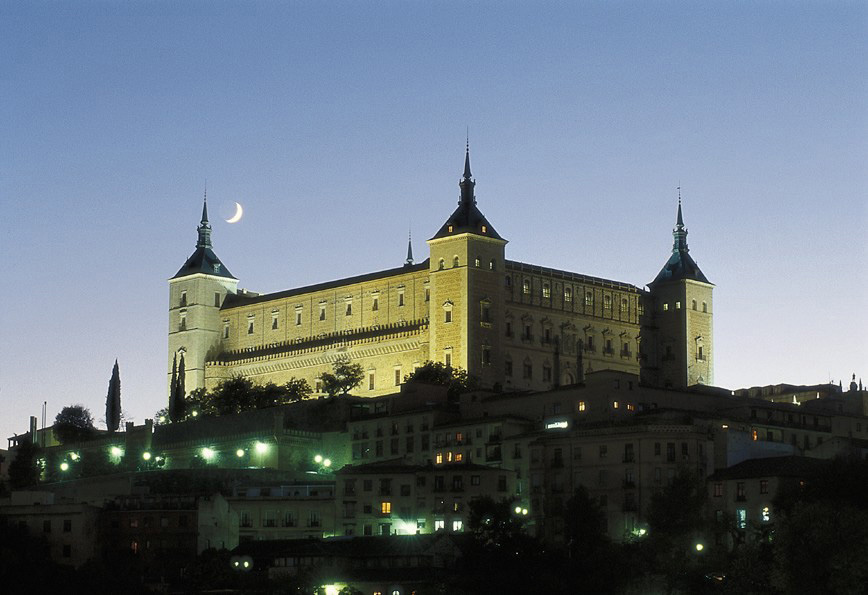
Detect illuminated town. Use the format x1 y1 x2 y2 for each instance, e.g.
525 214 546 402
2 4 865 594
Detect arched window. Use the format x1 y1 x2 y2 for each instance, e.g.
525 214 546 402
438 258 445 270
691 299 697 311
523 280 531 294
489 259 496 271
453 256 460 268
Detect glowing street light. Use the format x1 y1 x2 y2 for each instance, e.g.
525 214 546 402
110 446 123 457
142 451 152 461
201 447 215 460
322 458 332 468
69 452 79 461
695 543 705 552
514 506 522 514
314 454 323 464
236 448 246 458
255 441 269 454
60 462 69 471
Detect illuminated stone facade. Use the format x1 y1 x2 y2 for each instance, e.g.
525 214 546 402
169 148 714 398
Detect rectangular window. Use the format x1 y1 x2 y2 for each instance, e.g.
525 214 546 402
578 401 586 412
542 284 551 298
247 319 254 334
666 443 675 462
368 372 375 391
445 310 452 323
736 482 746 501
481 302 491 323
394 368 401 386
380 501 391 514
319 304 326 320
564 287 572 302
542 365 552 381
398 290 405 307
505 360 513 376
445 351 452 367
760 479 768 494
714 482 723 497
599 445 607 459
522 363 532 379
214 292 221 307
180 290 187 306
345 302 352 316
178 312 186 331
63 519 72 532
482 346 492 366
425 287 430 302
295 310 302 326
372 296 379 311
654 442 661 456
223 321 229 339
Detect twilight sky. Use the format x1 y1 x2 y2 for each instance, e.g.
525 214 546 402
1 2 866 442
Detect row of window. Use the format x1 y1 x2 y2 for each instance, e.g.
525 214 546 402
509 280 641 313
437 256 496 270
662 299 708 312
178 290 222 308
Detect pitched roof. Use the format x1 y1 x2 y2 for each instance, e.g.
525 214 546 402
650 201 710 286
431 146 503 241
172 196 236 280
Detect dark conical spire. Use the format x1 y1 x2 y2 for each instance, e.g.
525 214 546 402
173 188 236 280
672 190 688 253
405 229 414 265
649 189 710 286
431 141 503 241
459 141 476 205
197 188 212 249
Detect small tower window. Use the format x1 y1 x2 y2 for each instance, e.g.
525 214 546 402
475 257 481 267
691 299 697 311
702 302 708 313
214 292 221 307
179 291 187 307
698 346 704 361
179 312 187 331
439 259 445 270
489 259 496 270
223 320 229 339
482 346 492 366
481 225 487 233
453 256 460 268
425 287 430 302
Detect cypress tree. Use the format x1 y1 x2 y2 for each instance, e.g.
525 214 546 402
175 353 187 420
105 359 121 432
168 353 178 421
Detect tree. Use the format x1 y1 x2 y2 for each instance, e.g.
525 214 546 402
404 360 476 398
8 439 40 489
53 405 96 444
283 377 313 402
168 353 187 422
564 486 607 559
319 358 364 397
105 359 121 432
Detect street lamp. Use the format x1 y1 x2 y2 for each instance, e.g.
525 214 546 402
60 462 69 471
236 449 246 458
695 543 704 552
142 451 152 461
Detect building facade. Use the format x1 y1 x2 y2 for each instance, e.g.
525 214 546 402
169 148 713 400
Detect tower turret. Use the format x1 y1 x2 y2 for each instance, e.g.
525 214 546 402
428 144 507 387
648 194 714 388
168 192 239 398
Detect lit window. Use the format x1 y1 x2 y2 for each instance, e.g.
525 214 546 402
481 225 487 233
523 280 531 294
564 287 572 302
761 506 770 522
489 259 496 270
448 225 453 232
578 401 586 412
585 292 593 306
435 452 443 464
381 502 391 514
452 520 463 532
475 257 481 267
434 520 445 531
752 429 758 441
663 303 669 311
542 284 551 299
737 508 747 529
613 401 619 409
676 301 681 309
455 453 463 462
604 295 611 309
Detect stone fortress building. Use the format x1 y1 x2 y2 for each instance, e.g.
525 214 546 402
169 146 714 399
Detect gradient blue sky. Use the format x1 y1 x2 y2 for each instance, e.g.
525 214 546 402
1 2 866 442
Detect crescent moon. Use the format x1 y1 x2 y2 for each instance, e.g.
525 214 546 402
225 202 243 224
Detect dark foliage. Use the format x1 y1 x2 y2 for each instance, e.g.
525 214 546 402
53 405 96 444
8 439 40 489
105 359 121 432
404 360 477 398
319 357 365 397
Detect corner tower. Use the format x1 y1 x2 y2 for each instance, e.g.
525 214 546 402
427 145 507 387
647 197 713 388
168 194 238 396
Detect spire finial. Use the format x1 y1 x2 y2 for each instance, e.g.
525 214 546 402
196 184 212 249
463 134 472 181
405 226 414 265
672 186 688 253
